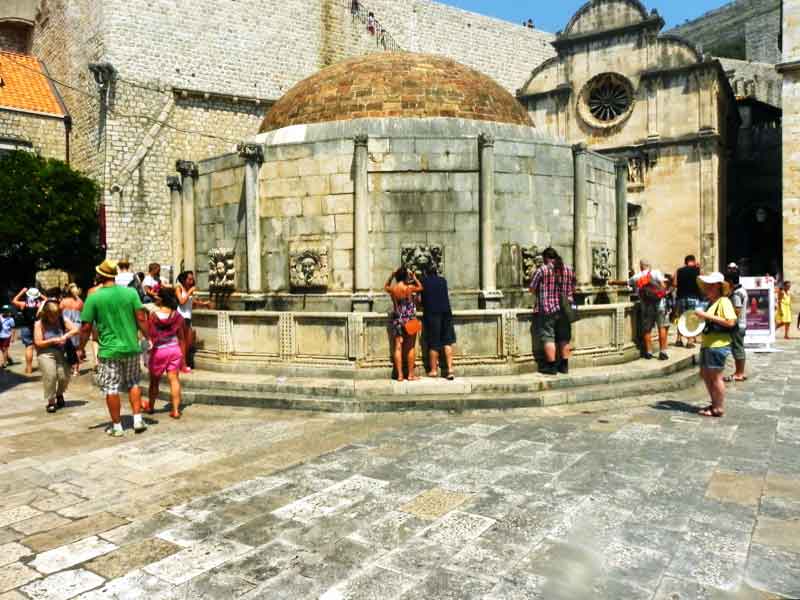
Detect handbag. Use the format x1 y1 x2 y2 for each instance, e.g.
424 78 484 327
704 300 737 335
404 318 422 336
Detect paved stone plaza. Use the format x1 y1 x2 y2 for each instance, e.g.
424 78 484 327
0 343 799 599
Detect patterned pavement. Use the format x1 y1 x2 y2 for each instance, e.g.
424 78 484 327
0 341 799 599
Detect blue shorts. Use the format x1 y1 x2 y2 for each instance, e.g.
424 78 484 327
20 327 33 347
678 297 707 314
700 346 730 370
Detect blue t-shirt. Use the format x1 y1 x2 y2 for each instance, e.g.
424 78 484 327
0 316 14 339
421 275 452 314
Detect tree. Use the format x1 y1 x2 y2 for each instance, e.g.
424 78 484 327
0 151 101 291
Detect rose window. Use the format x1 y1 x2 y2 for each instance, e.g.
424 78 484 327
578 73 635 129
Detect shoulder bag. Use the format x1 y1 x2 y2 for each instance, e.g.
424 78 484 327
557 270 579 323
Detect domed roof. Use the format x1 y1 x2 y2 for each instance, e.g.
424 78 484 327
259 53 532 133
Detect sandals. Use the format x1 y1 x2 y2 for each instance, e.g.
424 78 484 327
698 407 724 417
675 340 684 348
170 412 181 419
446 373 455 381
723 375 748 383
427 371 439 378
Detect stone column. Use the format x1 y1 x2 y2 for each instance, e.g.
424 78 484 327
479 133 502 309
176 160 198 272
615 159 629 279
352 134 373 312
572 143 590 285
166 176 183 277
238 143 264 293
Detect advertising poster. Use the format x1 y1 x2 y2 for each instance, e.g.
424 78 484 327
741 276 776 348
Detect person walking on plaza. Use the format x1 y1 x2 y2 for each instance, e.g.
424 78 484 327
145 287 186 419
385 267 424 382
142 263 162 304
695 273 737 417
175 270 212 372
12 287 44 375
725 267 748 383
776 281 792 340
0 306 16 368
613 259 669 360
34 300 79 413
59 284 84 376
420 266 456 380
674 255 704 348
531 247 576 375
79 259 148 436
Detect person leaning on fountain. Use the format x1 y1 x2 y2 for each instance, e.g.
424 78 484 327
420 265 456 380
384 267 423 382
530 247 576 376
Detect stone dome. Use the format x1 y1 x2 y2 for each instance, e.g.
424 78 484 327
259 52 533 133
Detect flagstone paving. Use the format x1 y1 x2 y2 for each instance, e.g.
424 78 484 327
0 342 799 599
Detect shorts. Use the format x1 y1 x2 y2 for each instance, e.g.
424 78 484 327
423 312 456 350
20 326 33 347
640 303 669 331
536 312 572 344
700 346 730 370
149 343 183 378
730 328 746 361
95 355 141 396
0 337 9 351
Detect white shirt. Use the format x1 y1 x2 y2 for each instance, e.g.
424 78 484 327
115 272 134 287
177 289 192 320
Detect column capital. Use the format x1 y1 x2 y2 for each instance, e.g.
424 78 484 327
237 142 264 164
353 133 368 147
615 158 628 170
166 175 182 191
478 132 495 148
572 141 589 155
175 160 198 178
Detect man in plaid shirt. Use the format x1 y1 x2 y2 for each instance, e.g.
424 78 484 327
530 247 576 375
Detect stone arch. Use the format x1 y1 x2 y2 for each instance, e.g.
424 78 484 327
563 0 650 36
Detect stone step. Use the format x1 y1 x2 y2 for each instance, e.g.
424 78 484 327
173 367 700 413
157 349 700 412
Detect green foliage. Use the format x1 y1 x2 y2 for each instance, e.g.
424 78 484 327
0 151 101 285
707 38 747 60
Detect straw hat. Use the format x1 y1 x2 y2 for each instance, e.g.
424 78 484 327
697 272 732 297
25 288 41 300
678 311 706 338
95 259 119 279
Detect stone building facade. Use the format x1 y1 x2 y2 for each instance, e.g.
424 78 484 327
780 0 800 286
23 0 555 272
519 0 739 273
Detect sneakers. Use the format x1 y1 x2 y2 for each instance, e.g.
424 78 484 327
642 352 654 360
539 362 559 376
46 404 57 413
56 394 65 409
105 425 124 437
133 422 148 434
558 359 569 374
658 352 669 361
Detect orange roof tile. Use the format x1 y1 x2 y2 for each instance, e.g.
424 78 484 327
0 50 64 117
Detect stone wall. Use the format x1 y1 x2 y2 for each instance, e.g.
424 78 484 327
668 0 780 62
196 118 591 311
720 58 783 107
31 0 555 271
781 0 800 286
0 109 66 159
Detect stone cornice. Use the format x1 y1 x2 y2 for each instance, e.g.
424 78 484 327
552 15 664 51
172 87 276 106
518 84 572 102
776 59 800 74
591 132 724 155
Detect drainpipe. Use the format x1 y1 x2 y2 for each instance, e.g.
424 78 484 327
63 115 72 165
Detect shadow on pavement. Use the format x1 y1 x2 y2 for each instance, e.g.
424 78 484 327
0 368 38 393
651 399 701 414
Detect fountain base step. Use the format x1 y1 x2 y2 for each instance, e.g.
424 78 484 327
157 348 700 413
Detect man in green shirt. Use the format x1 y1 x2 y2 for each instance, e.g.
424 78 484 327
80 259 149 437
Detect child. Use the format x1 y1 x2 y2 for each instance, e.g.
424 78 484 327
145 287 186 419
776 281 793 340
0 306 16 367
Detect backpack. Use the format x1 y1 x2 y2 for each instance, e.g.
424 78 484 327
128 276 148 303
637 271 667 304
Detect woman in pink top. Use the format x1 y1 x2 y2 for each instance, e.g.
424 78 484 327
145 287 185 419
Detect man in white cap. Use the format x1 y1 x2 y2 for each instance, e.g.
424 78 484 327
11 287 44 375
79 259 148 437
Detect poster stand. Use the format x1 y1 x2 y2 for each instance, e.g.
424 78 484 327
740 276 780 353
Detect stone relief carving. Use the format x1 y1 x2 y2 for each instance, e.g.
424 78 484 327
208 248 236 292
401 245 444 277
521 245 543 287
627 157 645 185
289 247 330 290
592 246 613 282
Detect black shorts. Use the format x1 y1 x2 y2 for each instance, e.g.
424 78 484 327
423 312 456 349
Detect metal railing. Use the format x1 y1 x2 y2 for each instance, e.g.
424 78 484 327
346 0 403 52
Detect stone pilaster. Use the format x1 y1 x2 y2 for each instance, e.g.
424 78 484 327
615 160 629 278
166 176 183 278
572 143 590 285
479 132 502 309
238 142 264 294
352 134 373 312
176 160 198 272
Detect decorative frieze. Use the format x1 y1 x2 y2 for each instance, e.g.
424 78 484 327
521 245 543 288
401 244 444 277
289 247 330 290
592 246 612 282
